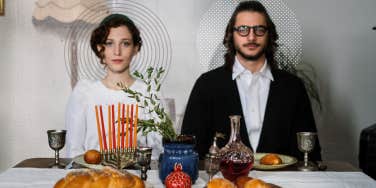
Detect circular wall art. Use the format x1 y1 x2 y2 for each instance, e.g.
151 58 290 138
64 0 172 87
197 0 302 72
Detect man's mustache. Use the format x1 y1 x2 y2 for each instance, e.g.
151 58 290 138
243 42 260 47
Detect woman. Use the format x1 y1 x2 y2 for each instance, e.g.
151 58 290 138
65 14 163 159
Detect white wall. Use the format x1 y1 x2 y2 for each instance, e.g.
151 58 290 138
286 0 376 164
0 0 71 171
0 0 375 172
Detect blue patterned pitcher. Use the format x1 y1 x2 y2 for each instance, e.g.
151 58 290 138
158 135 199 184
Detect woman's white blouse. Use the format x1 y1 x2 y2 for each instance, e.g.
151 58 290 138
65 79 163 159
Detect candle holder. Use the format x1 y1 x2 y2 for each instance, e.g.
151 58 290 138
101 148 137 170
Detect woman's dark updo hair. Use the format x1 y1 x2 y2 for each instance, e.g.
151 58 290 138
90 14 142 64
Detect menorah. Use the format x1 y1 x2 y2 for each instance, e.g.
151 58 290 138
100 148 137 169
94 103 140 170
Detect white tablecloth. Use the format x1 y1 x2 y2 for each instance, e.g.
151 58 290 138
0 168 375 188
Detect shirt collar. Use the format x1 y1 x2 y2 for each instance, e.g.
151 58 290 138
232 57 274 81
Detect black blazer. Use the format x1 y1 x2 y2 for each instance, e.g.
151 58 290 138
181 66 321 161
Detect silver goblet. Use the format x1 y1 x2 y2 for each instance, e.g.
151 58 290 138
297 132 318 171
204 154 221 182
136 146 152 180
47 130 66 168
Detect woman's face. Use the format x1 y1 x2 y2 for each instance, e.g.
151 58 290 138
99 25 139 74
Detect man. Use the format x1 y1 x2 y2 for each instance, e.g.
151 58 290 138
181 1 321 161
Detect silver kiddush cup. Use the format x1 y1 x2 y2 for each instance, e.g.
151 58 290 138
136 146 152 180
47 129 66 168
297 132 318 171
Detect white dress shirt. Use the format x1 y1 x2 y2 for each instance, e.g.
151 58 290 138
232 57 274 150
65 79 163 159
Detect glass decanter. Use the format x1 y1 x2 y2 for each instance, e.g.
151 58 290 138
219 115 254 181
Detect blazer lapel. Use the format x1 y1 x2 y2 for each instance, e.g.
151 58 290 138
257 70 281 152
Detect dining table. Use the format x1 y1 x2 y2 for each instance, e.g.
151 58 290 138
0 157 375 188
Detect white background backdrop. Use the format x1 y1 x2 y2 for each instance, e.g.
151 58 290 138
0 0 375 172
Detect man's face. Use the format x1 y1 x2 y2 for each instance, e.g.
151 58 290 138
233 11 268 61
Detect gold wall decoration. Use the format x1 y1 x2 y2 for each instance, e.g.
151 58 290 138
0 0 4 16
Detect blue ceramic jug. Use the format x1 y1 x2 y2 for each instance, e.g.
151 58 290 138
159 136 199 184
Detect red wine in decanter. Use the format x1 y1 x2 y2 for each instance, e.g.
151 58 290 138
218 115 254 182
220 159 253 181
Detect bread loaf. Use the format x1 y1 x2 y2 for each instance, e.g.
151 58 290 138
235 176 253 188
54 167 145 188
244 179 271 188
259 154 282 165
207 178 236 188
84 149 102 164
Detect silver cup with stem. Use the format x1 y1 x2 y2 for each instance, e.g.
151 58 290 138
136 146 152 180
297 132 318 171
47 129 66 168
204 154 221 182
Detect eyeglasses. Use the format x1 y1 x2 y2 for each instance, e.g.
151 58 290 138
233 25 268 37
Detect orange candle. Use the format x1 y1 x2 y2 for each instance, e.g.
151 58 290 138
95 106 103 151
133 104 138 148
112 104 116 149
126 104 129 148
108 105 112 150
121 103 125 149
117 103 121 149
130 104 134 148
99 106 107 151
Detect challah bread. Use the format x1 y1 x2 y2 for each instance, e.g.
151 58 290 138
244 179 271 188
207 178 236 188
54 167 144 188
259 154 282 165
235 176 253 188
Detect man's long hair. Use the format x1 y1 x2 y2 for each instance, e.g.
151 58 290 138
223 1 279 70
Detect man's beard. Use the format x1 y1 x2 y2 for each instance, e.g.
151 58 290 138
235 43 266 61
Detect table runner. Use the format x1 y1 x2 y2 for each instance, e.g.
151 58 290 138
0 168 374 188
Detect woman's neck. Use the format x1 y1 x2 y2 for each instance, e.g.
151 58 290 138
102 72 135 90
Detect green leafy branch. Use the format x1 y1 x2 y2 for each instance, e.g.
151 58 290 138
117 67 177 140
